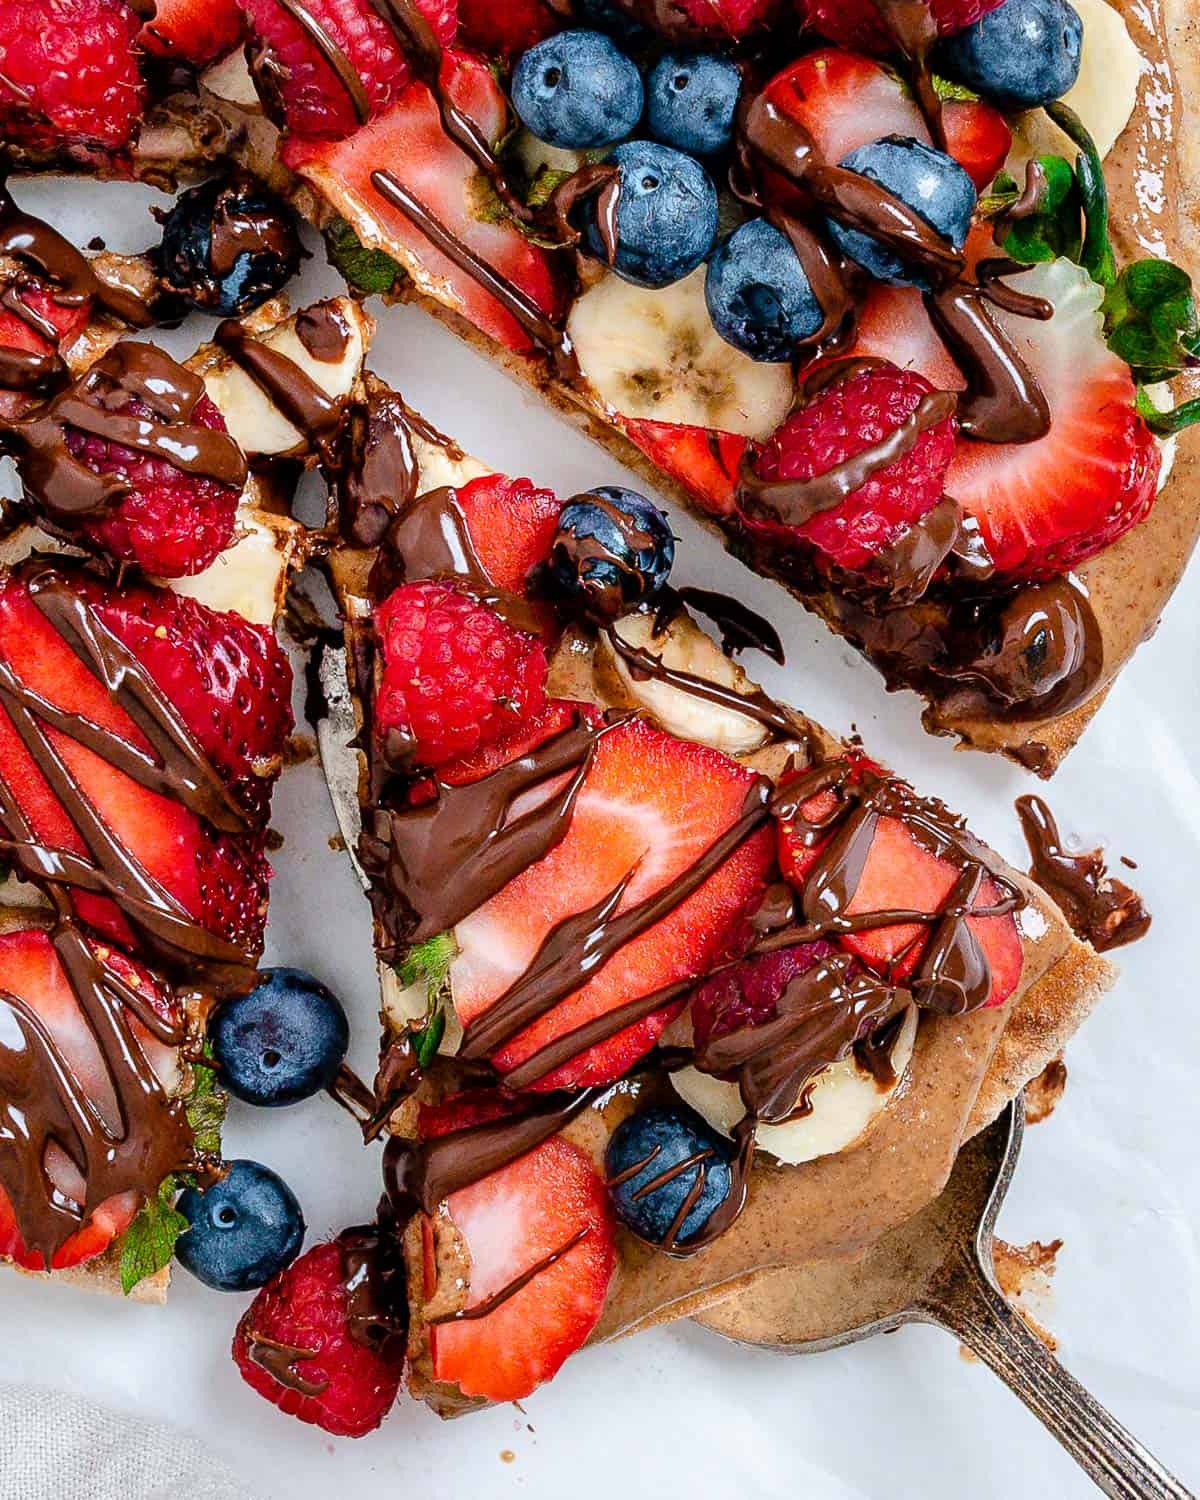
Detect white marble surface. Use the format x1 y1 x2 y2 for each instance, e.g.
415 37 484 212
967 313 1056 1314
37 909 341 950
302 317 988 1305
0 177 1197 1500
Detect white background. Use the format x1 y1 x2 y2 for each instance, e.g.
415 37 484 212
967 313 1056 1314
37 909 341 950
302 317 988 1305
1 178 1196 1500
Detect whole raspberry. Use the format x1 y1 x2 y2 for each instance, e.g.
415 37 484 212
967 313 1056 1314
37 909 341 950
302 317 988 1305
691 941 841 1052
62 391 242 578
374 580 549 769
744 362 956 572
239 0 455 139
233 1237 405 1439
0 0 145 151
798 0 1005 53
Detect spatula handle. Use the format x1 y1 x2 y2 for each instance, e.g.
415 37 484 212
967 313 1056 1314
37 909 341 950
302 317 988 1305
919 1243 1194 1500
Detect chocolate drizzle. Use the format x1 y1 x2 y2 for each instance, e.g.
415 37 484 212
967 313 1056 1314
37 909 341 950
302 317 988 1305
361 711 627 950
739 389 958 527
214 314 344 457
0 180 155 341
246 1333 330 1397
427 1226 591 1324
1015 795 1150 952
369 172 579 381
458 778 773 1064
0 343 248 530
0 558 271 1262
604 622 804 740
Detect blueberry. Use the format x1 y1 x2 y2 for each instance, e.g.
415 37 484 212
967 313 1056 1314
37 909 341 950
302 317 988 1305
937 0 1083 109
549 486 674 619
825 136 977 289
176 1160 304 1292
585 140 718 288
511 29 643 149
210 967 349 1108
605 1105 733 1248
157 174 302 318
645 52 742 157
705 218 823 362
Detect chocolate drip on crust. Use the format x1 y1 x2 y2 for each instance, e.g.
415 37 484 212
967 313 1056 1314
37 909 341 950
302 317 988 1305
1015 795 1150 953
339 1223 409 1357
0 343 248 529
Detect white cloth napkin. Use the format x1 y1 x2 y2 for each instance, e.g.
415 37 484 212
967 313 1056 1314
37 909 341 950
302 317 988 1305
0 1384 259 1500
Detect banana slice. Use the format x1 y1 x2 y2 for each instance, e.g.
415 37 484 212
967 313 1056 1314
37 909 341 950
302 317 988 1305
199 298 369 458
567 265 793 439
510 127 588 184
1008 0 1143 165
671 1004 919 1166
595 610 771 755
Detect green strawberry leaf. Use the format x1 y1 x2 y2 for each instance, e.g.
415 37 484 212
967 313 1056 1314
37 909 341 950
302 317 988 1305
526 164 573 210
1045 101 1116 288
989 155 1082 264
1103 260 1200 383
325 218 404 297
119 1176 188 1296
1135 383 1200 436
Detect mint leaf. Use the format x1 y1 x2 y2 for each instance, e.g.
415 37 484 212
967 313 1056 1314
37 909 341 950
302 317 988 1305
526 164 573 210
119 1176 188 1296
325 218 404 297
1103 259 1200 383
1045 101 1115 288
414 1008 446 1067
991 156 1081 264
931 73 980 102
395 931 457 996
186 1051 226 1159
1135 383 1200 436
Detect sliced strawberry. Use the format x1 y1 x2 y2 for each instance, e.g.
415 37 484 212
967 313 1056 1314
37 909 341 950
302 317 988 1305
0 927 181 1271
835 815 1023 1008
848 256 1162 577
619 416 748 519
0 567 286 959
283 54 566 355
943 98 1012 191
141 0 244 63
451 716 772 1089
452 471 561 596
777 761 1021 1009
759 51 1010 193
420 1091 615 1403
456 0 556 55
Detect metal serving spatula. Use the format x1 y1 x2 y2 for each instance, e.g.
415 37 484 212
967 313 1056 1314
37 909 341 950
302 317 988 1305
701 1099 1194 1500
